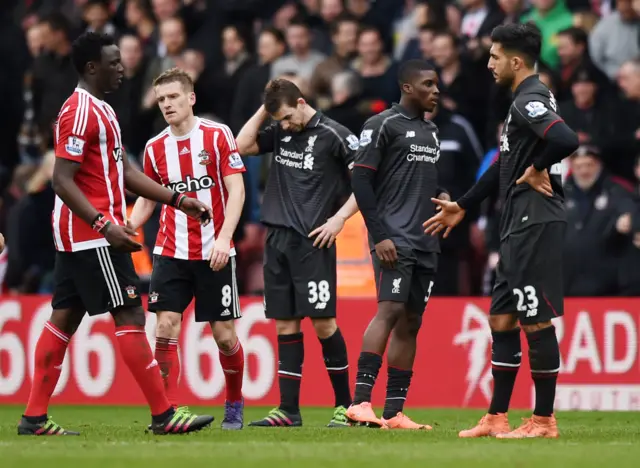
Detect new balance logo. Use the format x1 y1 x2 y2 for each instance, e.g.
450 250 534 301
315 302 327 310
406 131 415 138
179 147 190 155
221 309 231 317
281 136 292 142
392 278 402 294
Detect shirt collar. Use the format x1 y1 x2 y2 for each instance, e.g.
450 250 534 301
514 74 540 97
307 112 322 128
392 103 421 120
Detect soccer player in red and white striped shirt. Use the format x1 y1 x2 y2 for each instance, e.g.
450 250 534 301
19 33 214 436
129 68 246 429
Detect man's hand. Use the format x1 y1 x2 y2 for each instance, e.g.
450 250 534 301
103 224 143 252
0 232 5 254
178 197 213 226
616 213 632 235
423 199 466 238
516 165 553 197
375 239 397 268
208 236 231 271
309 215 346 248
436 191 451 204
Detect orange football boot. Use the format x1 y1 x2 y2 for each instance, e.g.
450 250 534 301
496 414 559 439
458 413 510 438
345 402 384 427
380 412 432 430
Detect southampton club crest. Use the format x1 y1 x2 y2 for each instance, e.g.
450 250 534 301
197 150 211 166
125 285 138 299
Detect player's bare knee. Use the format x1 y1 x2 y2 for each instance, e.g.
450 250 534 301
211 320 237 351
311 317 336 339
50 307 85 336
404 313 422 337
275 319 301 335
377 301 405 328
521 320 553 334
156 311 182 339
489 314 519 332
111 306 146 328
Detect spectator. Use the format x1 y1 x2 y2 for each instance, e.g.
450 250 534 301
324 70 367 134
125 0 157 58
108 34 149 160
427 104 483 295
459 0 505 64
563 146 637 296
555 26 609 101
3 151 55 293
416 23 440 61
521 0 573 69
619 154 640 295
431 30 487 140
345 0 395 51
271 17 326 83
152 0 180 22
310 13 359 109
210 24 254 125
232 27 286 134
351 26 399 108
589 0 640 80
83 0 117 38
561 66 616 150
32 12 76 150
609 58 640 180
497 0 526 24
141 17 186 132
311 0 346 54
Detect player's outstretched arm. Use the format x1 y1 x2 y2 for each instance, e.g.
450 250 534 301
309 194 359 248
122 152 213 224
53 158 142 251
208 173 245 271
128 197 157 231
423 159 499 237
236 105 270 156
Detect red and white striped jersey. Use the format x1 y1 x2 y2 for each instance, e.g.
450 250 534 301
143 118 246 260
52 88 126 252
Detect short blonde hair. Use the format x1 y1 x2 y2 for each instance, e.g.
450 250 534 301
153 67 194 91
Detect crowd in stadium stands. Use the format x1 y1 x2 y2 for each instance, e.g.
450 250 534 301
0 0 638 297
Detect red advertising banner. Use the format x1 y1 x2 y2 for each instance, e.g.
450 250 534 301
1 297 639 410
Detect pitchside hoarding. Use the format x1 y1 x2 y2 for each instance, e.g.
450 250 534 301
0 297 638 410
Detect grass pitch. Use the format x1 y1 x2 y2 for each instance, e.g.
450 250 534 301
0 406 639 467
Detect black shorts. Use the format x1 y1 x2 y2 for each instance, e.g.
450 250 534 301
372 247 438 315
52 246 142 315
148 255 241 322
263 227 336 319
490 222 565 325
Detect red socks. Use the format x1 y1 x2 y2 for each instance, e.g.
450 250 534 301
155 337 180 408
219 339 244 402
115 326 171 416
24 322 70 417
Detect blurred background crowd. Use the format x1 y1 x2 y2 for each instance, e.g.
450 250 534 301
0 0 639 298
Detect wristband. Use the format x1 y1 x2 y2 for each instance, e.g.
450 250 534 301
92 214 111 233
170 192 187 208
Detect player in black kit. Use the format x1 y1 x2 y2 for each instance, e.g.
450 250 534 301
424 23 578 438
346 60 448 430
236 79 360 427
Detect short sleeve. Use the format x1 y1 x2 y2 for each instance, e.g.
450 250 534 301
354 119 386 171
328 124 358 171
54 102 94 163
512 93 563 139
216 124 247 177
143 144 161 184
256 123 277 154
